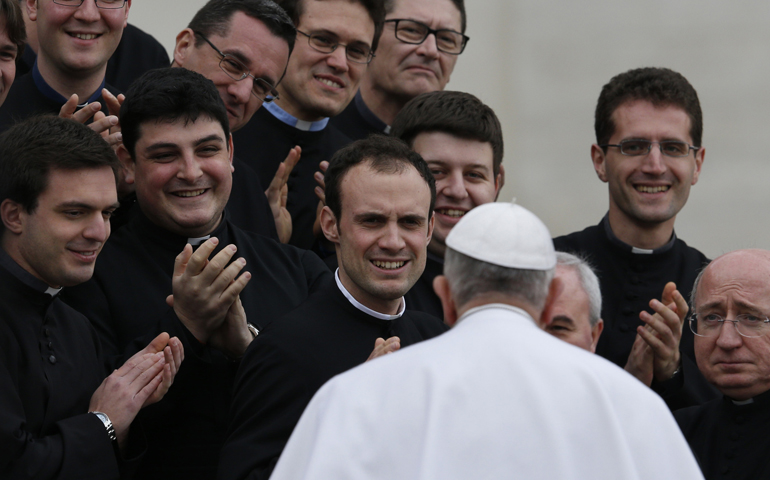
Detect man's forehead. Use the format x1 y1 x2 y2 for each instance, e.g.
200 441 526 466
389 0 462 28
138 116 226 144
610 99 693 141
343 163 430 206
697 251 770 306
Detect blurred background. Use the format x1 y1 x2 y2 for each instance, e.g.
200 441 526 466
131 0 770 259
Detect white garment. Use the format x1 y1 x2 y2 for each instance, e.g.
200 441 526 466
270 305 704 480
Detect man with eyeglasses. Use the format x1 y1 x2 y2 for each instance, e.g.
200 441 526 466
675 249 770 480
332 0 467 142
230 0 384 251
554 67 718 410
172 0 297 242
0 0 129 133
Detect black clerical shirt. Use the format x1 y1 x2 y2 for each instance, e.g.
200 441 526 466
219 276 448 480
62 210 331 480
329 90 390 142
0 248 120 479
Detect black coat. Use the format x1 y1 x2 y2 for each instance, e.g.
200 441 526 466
553 215 719 409
675 389 770 480
219 280 448 480
62 212 331 480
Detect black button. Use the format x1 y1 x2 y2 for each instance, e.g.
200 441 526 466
622 307 634 316
44 328 51 337
48 355 57 364
48 342 53 349
619 324 631 333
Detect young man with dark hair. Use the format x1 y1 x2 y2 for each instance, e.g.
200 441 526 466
389 90 503 317
0 0 25 107
553 67 717 409
0 115 182 479
219 135 446 480
172 0 297 241
0 0 131 133
62 67 331 480
231 0 385 250
332 0 467 140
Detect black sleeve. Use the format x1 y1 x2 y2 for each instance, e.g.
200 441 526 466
218 334 312 480
653 353 720 411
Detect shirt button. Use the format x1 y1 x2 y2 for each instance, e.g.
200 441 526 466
619 324 631 333
48 355 57 364
622 307 634 316
44 328 51 337
48 342 53 349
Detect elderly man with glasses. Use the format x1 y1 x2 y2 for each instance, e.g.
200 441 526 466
172 0 298 242
554 67 719 410
331 0 468 142
675 249 770 480
230 0 384 251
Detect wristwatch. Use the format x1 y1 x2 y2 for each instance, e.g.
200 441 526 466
247 323 259 338
91 411 117 442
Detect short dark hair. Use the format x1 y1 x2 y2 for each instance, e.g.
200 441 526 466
3 0 26 56
0 115 119 215
325 134 436 222
384 0 466 33
120 68 231 159
391 91 503 176
188 0 296 54
595 67 703 149
276 0 385 52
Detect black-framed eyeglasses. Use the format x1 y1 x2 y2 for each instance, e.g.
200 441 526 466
600 140 699 158
690 313 770 338
194 32 280 103
385 19 469 55
52 0 127 9
296 30 374 64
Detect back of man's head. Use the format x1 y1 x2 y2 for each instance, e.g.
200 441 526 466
442 203 556 315
187 0 296 54
595 67 702 148
276 0 385 51
324 134 436 223
2 0 26 53
391 90 503 177
0 115 119 216
120 68 230 159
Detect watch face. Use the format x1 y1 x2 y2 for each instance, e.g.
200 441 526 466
94 412 109 423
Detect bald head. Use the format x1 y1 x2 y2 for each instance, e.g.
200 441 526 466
692 249 770 400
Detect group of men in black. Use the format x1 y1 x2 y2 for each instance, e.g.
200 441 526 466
0 0 766 479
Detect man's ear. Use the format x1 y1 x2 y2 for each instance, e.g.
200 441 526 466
1 199 24 234
173 28 196 68
426 211 434 245
116 145 136 186
433 275 458 327
591 144 608 183
494 164 504 200
691 146 705 186
539 275 563 327
228 133 235 171
590 318 604 354
319 206 339 245
122 0 131 27
25 0 36 21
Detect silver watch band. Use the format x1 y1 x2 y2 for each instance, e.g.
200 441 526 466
91 411 117 442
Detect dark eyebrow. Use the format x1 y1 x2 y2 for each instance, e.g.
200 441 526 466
58 201 120 210
221 48 279 86
144 135 224 153
194 134 225 146
427 160 491 172
353 212 387 222
551 315 575 326
400 214 427 224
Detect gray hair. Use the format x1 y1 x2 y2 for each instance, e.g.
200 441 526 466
555 252 602 327
689 263 710 312
444 248 554 311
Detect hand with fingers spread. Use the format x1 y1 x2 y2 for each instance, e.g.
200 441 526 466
166 238 252 344
58 91 123 147
208 295 254 359
266 146 301 243
637 282 686 381
366 336 401 362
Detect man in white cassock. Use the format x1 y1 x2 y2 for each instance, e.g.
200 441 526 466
269 202 705 480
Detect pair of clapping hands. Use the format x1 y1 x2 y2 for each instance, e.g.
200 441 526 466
625 282 687 385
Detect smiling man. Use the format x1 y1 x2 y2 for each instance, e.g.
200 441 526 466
554 67 717 409
0 0 129 132
219 135 447 480
675 249 770 480
231 0 384 250
389 90 502 318
332 0 466 140
62 68 331 479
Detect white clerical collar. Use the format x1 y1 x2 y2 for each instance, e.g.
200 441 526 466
732 398 754 406
457 303 534 325
187 235 211 246
334 269 405 320
263 101 330 132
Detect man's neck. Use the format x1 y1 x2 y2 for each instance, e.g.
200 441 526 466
273 87 325 123
607 208 676 250
359 77 407 127
36 55 106 101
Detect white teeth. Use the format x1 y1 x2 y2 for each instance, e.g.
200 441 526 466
372 260 405 270
636 186 669 193
174 189 206 197
437 209 465 218
73 33 98 40
318 78 342 88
